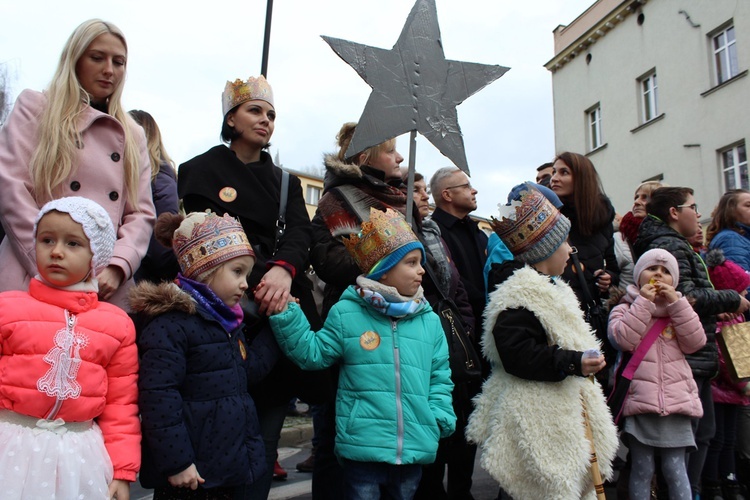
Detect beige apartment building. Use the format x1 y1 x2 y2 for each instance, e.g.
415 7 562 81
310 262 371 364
545 0 749 221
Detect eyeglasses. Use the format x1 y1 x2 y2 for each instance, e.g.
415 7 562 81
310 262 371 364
676 203 698 212
444 182 473 191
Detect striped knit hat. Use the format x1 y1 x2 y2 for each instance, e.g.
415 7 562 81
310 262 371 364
491 186 571 264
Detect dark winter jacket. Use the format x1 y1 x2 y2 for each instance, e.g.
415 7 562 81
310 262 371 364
133 282 278 489
431 207 488 330
178 146 326 406
634 215 742 378
135 164 180 283
559 196 620 305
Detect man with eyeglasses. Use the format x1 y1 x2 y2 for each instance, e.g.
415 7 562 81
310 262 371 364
633 186 750 498
425 165 486 499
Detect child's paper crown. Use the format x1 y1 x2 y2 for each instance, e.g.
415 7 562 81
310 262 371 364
491 187 571 264
222 75 274 116
343 208 422 276
172 211 255 280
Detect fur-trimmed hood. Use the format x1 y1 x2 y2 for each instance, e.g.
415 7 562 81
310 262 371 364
128 281 196 317
323 153 363 189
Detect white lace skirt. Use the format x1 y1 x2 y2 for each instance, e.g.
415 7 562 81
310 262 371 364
0 410 114 499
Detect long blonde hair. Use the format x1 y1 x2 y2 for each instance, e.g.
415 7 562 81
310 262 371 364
128 109 175 181
29 19 140 204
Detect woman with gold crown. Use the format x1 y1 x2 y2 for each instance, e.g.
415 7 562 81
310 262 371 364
0 19 155 311
177 75 326 499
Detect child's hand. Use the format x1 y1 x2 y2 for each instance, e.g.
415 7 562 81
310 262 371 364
581 354 606 377
640 282 657 302
656 282 679 304
272 296 300 315
168 464 205 490
737 296 750 315
108 479 130 499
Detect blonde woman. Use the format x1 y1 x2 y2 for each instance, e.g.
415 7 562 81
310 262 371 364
0 19 154 310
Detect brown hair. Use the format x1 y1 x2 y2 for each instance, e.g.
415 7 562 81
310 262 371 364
646 187 694 222
706 189 750 244
554 152 608 236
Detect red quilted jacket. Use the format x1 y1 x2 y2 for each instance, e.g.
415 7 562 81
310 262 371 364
0 279 140 481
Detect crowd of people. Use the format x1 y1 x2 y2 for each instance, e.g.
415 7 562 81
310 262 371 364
1 17 750 500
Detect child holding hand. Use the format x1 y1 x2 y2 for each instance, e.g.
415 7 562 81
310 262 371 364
609 248 706 499
0 196 140 499
270 208 456 500
133 211 278 499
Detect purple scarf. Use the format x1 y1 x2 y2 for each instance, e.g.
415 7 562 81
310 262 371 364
176 274 243 334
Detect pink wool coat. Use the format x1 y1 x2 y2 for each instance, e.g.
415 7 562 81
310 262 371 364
609 289 706 418
0 90 155 310
0 279 140 481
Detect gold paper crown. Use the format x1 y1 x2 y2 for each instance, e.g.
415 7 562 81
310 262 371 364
343 208 419 274
490 187 571 264
222 75 274 116
173 211 255 280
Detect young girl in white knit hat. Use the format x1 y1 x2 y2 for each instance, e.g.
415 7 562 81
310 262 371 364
0 196 140 499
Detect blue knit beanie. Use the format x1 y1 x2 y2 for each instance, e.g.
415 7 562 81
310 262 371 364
366 241 426 281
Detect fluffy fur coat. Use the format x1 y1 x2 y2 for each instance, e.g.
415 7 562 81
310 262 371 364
466 265 618 500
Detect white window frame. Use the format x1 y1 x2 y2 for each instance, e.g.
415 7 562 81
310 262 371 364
587 105 602 151
306 185 322 206
721 142 748 191
639 71 658 123
713 24 739 85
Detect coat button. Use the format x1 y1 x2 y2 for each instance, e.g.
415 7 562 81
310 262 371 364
70 181 81 191
109 191 119 201
79 298 87 306
111 152 121 162
568 364 575 373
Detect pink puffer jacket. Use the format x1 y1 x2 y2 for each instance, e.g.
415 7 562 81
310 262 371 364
609 291 705 418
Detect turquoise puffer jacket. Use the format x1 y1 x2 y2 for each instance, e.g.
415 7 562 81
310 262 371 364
269 286 455 465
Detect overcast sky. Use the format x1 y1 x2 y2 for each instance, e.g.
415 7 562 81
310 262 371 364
1 0 594 218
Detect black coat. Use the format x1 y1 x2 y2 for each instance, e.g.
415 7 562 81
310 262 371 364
559 197 620 306
634 215 741 378
178 146 327 406
133 283 278 490
134 164 180 283
430 208 488 329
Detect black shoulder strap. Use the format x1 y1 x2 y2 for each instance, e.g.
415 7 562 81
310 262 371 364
274 170 290 255
570 250 596 305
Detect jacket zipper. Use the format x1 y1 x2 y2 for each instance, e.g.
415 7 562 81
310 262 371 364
392 319 404 464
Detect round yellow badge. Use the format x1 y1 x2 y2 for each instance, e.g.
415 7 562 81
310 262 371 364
360 331 381 351
219 187 237 202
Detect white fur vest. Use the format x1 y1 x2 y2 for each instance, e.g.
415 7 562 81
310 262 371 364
466 265 618 500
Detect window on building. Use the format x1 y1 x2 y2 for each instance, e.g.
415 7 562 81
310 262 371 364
587 105 602 151
639 71 658 123
306 185 322 206
713 25 739 85
721 142 748 190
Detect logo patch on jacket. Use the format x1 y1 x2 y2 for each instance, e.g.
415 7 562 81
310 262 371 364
360 331 380 351
219 187 237 202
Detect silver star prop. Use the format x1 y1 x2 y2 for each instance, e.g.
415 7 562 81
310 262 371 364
322 0 509 173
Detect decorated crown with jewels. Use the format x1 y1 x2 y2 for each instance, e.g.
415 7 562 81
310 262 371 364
222 75 274 116
343 208 419 274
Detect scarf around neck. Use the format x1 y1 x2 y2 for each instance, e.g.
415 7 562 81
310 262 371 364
355 276 427 318
176 274 243 333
